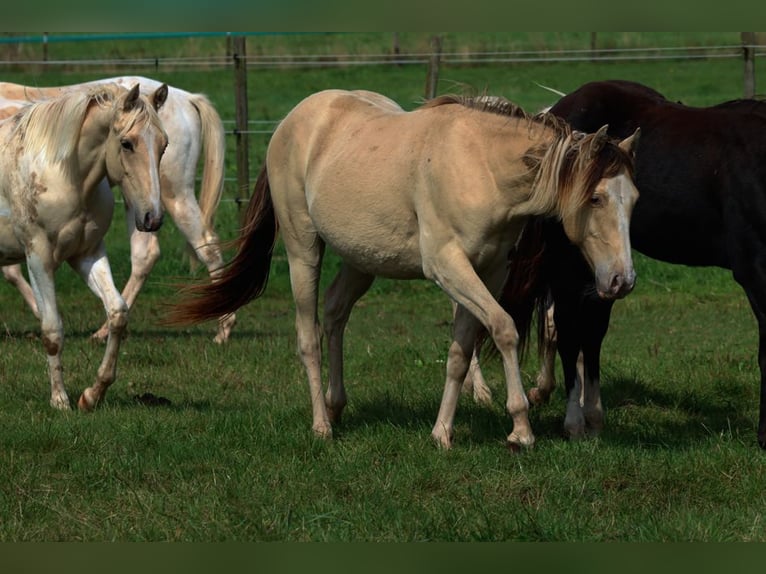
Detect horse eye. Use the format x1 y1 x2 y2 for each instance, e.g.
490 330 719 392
590 194 604 207
120 139 134 152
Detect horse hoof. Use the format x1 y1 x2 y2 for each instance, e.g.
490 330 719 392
527 387 547 406
505 439 534 454
50 397 72 411
77 392 98 412
430 428 454 450
312 424 333 439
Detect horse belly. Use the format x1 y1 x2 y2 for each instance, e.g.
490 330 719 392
311 205 424 278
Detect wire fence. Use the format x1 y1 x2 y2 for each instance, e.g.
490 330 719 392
1 33 763 200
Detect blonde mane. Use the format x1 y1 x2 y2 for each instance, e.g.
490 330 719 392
10 83 160 171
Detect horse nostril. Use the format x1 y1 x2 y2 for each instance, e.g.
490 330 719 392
610 274 624 294
142 212 163 232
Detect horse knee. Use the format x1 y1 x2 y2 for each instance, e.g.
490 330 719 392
107 305 129 332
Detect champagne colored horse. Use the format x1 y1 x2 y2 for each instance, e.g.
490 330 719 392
0 83 168 411
165 89 639 450
0 76 234 343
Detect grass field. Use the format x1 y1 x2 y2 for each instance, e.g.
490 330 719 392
0 32 765 541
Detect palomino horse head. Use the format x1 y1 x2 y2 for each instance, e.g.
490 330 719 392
104 83 169 232
558 124 640 299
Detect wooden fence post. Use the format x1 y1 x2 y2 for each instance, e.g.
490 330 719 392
743 32 756 98
425 35 442 100
233 35 250 210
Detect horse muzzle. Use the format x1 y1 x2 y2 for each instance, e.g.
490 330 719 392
597 268 636 300
137 211 164 232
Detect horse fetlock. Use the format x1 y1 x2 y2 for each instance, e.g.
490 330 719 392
312 421 333 439
50 393 72 411
506 430 535 453
584 408 605 434
213 313 237 344
77 388 100 412
431 423 454 449
564 408 586 439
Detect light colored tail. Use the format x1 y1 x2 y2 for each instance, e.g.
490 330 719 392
189 93 226 232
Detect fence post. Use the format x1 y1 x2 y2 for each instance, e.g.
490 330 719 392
743 32 756 98
425 35 442 100
233 35 250 210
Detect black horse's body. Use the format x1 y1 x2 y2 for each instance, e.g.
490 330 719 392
545 79 766 448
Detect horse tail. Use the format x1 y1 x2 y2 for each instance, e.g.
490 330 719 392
189 93 226 233
496 217 551 360
164 164 277 327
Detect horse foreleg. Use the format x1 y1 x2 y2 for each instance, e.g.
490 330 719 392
26 251 69 410
580 298 615 436
430 253 533 450
71 248 128 411
323 264 374 424
3 264 40 319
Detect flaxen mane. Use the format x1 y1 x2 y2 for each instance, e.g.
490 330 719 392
10 84 160 172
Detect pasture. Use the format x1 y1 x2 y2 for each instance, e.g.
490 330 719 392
0 33 765 541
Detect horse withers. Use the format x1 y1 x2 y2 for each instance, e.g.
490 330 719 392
165 89 639 451
0 83 168 411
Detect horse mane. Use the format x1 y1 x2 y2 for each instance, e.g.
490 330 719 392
526 125 635 222
10 83 158 171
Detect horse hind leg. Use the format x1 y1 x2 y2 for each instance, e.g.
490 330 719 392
3 264 40 319
527 301 557 406
162 191 235 344
283 230 333 438
323 264 375 424
463 346 494 406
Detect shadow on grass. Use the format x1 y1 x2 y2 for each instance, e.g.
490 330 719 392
331 372 759 451
525 374 757 450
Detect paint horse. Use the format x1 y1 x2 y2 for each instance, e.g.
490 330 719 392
0 76 234 343
165 89 639 450
0 83 168 411
517 79 766 449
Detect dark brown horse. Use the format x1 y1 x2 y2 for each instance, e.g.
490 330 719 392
526 79 766 449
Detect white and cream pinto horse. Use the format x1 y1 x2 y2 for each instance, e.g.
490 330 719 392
0 83 168 410
0 76 234 343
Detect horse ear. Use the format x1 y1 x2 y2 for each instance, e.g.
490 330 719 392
619 127 641 158
123 84 141 111
151 84 169 112
589 124 609 157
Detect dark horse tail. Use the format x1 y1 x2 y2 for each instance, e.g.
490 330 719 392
164 164 277 327
491 217 552 360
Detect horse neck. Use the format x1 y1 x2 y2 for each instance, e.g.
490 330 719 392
76 103 112 192
490 121 563 217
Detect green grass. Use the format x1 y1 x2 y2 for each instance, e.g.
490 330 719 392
1 33 766 541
